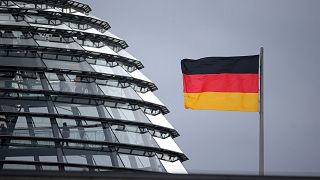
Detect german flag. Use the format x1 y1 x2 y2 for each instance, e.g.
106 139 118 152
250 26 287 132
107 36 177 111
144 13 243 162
181 55 259 112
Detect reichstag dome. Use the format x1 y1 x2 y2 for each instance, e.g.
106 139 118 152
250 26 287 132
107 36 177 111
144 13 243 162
0 0 187 173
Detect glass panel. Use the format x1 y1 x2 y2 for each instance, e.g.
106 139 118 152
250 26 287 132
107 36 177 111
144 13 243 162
56 118 116 142
99 85 141 100
62 149 124 168
82 46 117 56
45 72 104 95
39 156 58 162
0 99 52 114
160 160 187 174
0 71 45 90
43 59 95 72
111 124 159 147
42 166 59 171
146 114 174 129
0 37 38 46
5 157 35 162
54 102 111 118
0 13 15 21
119 154 165 172
106 107 151 124
13 1 36 8
92 155 114 166
3 164 36 170
138 91 164 105
36 41 84 50
154 137 183 153
91 64 130 77
7 116 53 138
32 117 53 138
24 15 49 24
129 69 152 82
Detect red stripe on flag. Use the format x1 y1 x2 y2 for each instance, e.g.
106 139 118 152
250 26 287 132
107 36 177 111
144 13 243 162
183 73 258 93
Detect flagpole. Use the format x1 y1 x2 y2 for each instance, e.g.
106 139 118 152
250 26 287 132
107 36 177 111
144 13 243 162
259 47 264 176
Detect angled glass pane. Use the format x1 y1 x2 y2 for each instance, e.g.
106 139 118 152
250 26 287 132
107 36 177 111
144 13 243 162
99 84 141 100
36 41 84 50
62 149 124 168
111 124 158 147
29 23 72 31
119 154 165 172
91 64 130 77
9 116 53 138
106 107 151 124
54 102 111 118
0 57 45 68
129 69 152 83
160 160 187 174
0 71 44 90
154 137 183 153
56 118 116 142
43 60 95 72
3 164 36 170
82 46 117 56
146 114 174 129
0 99 53 114
45 72 104 95
0 37 38 46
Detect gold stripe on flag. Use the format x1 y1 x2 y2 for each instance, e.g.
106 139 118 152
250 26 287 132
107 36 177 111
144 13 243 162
184 92 258 112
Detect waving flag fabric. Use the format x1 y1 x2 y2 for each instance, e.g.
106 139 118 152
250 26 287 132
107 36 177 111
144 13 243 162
181 55 259 112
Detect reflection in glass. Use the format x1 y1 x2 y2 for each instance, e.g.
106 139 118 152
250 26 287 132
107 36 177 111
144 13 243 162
99 85 139 100
62 149 124 168
56 118 116 142
0 100 53 114
54 102 111 118
111 124 159 147
10 116 53 138
106 107 151 124
46 72 104 95
91 64 130 77
0 71 45 90
119 154 165 172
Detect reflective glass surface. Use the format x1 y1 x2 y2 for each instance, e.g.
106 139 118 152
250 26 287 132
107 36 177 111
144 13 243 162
91 64 130 77
0 0 186 173
106 107 151 124
111 124 159 147
0 71 45 90
0 99 53 114
45 72 104 95
99 84 142 100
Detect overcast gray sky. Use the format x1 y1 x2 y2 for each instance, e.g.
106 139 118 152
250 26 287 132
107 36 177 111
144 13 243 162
80 0 320 176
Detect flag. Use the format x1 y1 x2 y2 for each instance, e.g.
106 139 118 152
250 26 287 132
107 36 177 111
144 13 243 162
181 55 259 112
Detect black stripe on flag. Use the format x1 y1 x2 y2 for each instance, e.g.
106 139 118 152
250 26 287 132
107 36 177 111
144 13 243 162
181 55 259 75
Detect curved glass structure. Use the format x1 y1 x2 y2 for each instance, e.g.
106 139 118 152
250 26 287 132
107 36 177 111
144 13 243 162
0 0 187 173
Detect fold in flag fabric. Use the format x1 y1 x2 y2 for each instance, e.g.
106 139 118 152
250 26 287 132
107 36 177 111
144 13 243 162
181 55 259 112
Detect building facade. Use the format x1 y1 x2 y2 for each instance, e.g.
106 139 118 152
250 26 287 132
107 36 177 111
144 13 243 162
0 0 187 173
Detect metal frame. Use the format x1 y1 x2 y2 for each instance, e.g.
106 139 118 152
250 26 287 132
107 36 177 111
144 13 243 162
0 160 148 172
3 0 92 13
0 111 179 138
0 63 156 92
0 135 188 162
0 87 169 114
